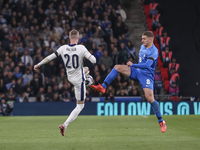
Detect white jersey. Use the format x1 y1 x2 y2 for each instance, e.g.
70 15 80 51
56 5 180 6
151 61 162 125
56 44 93 84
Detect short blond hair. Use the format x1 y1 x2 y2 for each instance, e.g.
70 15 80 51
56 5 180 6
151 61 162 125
69 29 79 39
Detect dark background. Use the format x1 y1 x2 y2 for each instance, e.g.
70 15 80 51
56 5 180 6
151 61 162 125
146 0 200 96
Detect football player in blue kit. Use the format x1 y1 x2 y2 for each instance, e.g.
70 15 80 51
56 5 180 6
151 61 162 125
91 31 167 133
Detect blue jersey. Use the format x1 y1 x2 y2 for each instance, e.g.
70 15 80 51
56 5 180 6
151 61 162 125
137 44 158 79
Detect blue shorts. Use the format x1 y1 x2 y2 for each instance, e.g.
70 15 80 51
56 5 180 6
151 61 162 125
129 67 154 90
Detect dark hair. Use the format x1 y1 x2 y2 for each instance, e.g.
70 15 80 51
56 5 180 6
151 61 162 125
142 31 154 38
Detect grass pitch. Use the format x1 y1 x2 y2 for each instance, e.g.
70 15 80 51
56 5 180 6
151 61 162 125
0 115 200 150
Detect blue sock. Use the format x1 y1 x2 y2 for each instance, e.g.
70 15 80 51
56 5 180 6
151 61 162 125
102 68 118 89
151 100 163 123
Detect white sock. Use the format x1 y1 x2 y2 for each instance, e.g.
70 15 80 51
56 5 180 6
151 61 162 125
64 104 85 128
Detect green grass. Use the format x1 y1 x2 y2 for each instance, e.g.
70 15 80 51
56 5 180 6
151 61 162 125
0 115 200 150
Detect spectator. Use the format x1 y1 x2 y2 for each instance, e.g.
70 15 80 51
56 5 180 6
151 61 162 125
25 86 34 97
94 45 103 63
15 78 24 95
79 33 88 43
116 5 127 22
21 15 30 29
0 99 10 116
44 60 57 78
160 32 170 51
6 87 17 101
129 85 140 96
170 69 180 85
99 37 107 50
17 42 25 54
105 24 113 37
93 32 101 48
169 82 179 96
52 92 62 102
54 22 63 36
45 86 53 102
12 50 20 65
19 92 29 102
14 66 22 79
117 88 128 96
0 14 7 25
30 73 43 95
28 41 35 57
152 9 160 31
156 23 164 44
3 71 15 89
154 66 162 95
98 50 113 69
111 47 119 67
2 34 11 51
22 68 33 83
118 42 128 64
150 2 158 18
161 46 172 68
104 85 115 101
36 87 45 102
20 50 33 66
101 15 112 29
168 58 180 78
85 36 93 50
127 41 136 61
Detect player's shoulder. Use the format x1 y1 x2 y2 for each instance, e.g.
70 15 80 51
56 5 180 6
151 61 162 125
57 44 67 52
140 45 145 50
74 44 86 49
148 44 158 57
151 44 158 53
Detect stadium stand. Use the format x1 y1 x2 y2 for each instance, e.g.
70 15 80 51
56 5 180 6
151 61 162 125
142 0 180 99
0 0 144 110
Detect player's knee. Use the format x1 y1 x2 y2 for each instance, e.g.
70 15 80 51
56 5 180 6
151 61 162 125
145 95 154 103
114 65 120 71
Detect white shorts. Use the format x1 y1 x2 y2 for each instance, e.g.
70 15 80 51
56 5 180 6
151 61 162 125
74 81 86 101
69 78 86 101
68 67 88 101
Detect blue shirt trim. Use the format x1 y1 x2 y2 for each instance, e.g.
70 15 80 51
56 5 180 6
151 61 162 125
68 44 77 46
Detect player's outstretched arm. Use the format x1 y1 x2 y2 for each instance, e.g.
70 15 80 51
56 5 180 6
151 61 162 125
87 55 96 64
131 59 154 69
34 53 57 71
82 45 96 64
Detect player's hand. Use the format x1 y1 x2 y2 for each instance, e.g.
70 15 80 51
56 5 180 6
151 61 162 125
34 65 40 71
127 61 133 66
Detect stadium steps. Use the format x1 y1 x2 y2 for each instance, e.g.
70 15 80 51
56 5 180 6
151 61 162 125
122 0 146 60
122 0 147 99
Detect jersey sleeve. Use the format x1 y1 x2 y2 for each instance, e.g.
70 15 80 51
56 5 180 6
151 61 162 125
54 45 64 57
82 45 96 64
82 45 92 58
148 49 158 61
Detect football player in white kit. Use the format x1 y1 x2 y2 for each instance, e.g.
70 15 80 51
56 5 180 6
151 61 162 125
34 29 96 136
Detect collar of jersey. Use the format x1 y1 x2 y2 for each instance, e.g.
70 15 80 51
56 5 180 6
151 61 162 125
68 44 77 46
144 44 154 50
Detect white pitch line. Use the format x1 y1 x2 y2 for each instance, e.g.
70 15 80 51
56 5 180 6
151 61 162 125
142 115 148 118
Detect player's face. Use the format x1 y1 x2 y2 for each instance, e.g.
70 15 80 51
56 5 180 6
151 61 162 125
142 35 151 47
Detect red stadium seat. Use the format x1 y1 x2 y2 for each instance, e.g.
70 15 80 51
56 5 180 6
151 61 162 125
164 81 170 92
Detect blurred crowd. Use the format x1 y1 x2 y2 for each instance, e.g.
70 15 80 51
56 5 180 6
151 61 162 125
149 1 180 99
0 0 140 111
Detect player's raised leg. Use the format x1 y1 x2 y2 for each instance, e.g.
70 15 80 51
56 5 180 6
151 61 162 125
143 88 167 133
91 65 131 93
59 82 85 136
